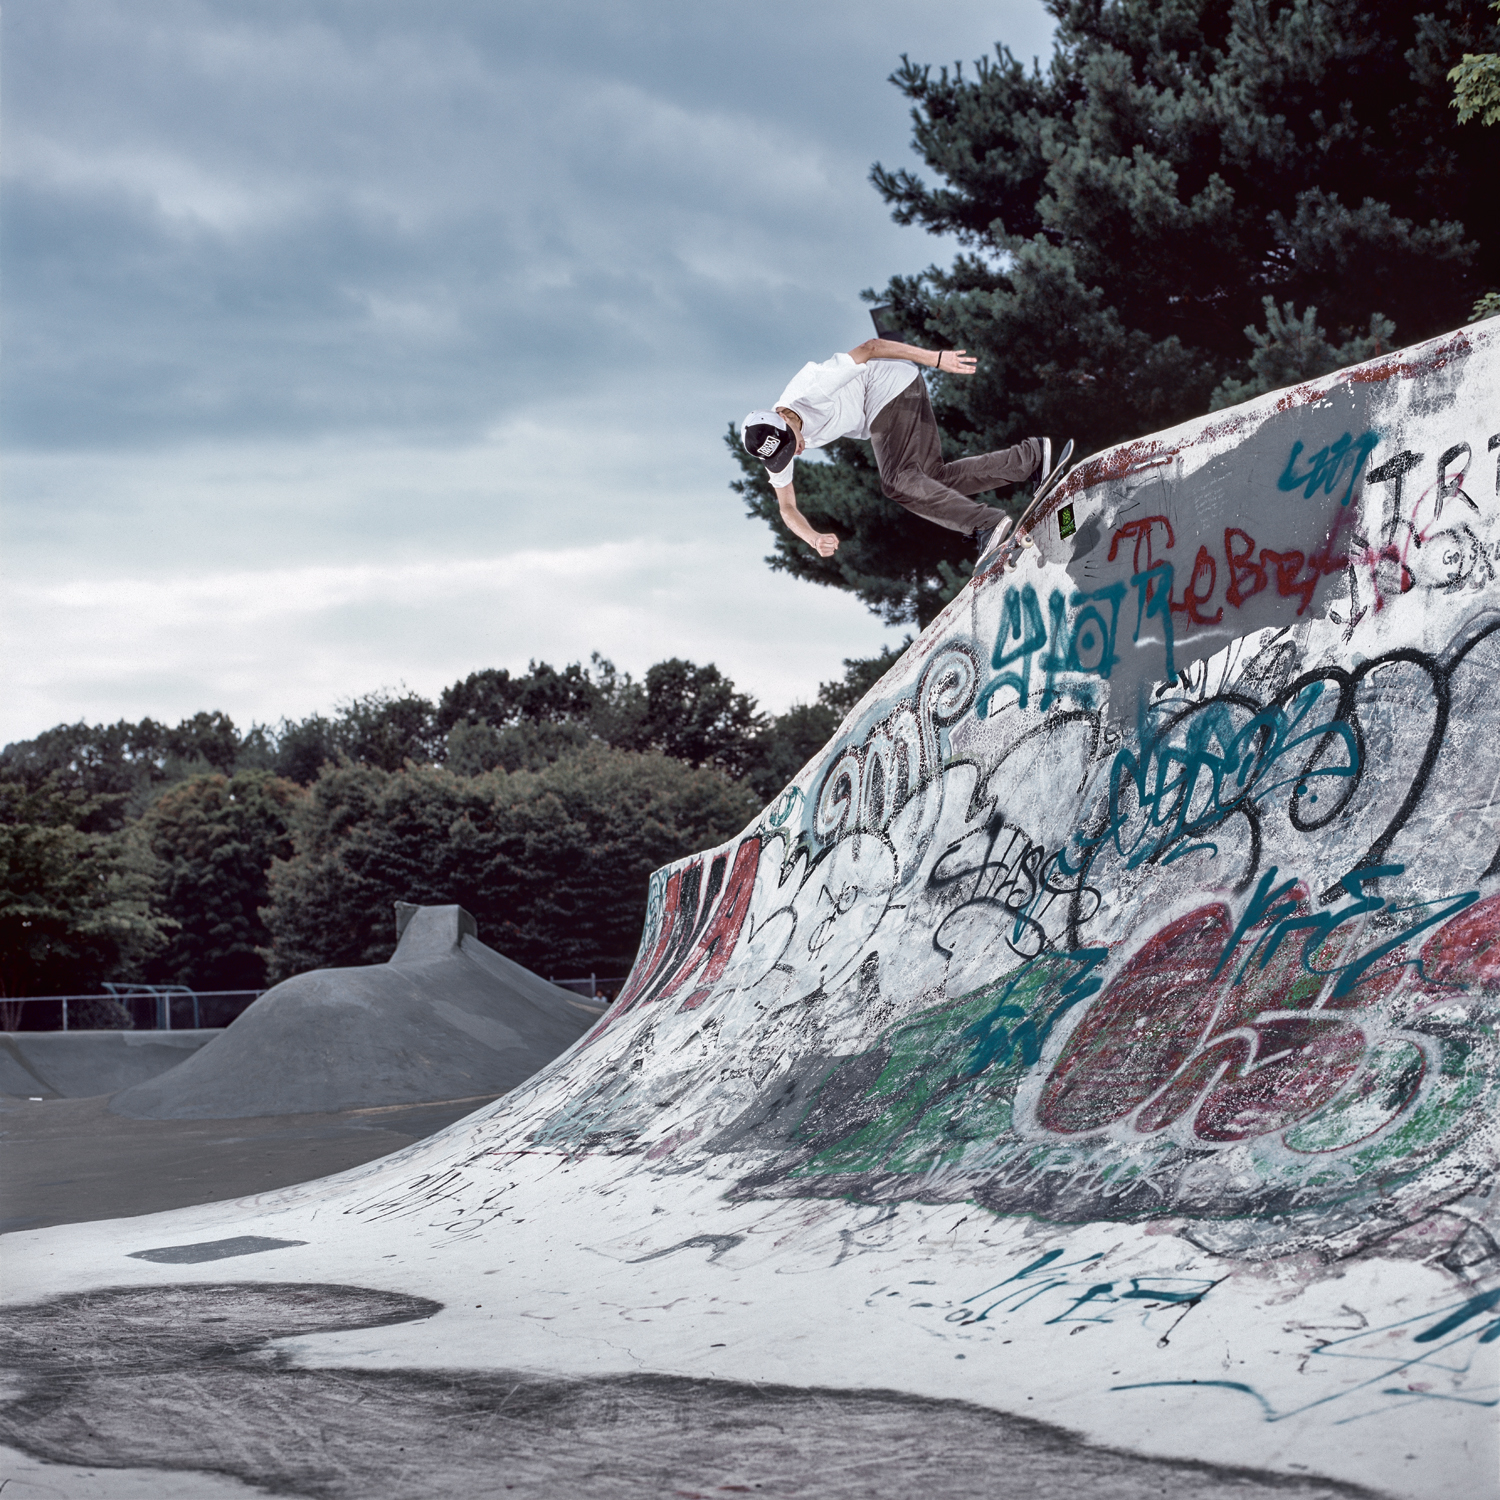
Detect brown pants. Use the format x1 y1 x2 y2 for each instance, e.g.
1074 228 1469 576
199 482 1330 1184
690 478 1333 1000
869 376 1040 535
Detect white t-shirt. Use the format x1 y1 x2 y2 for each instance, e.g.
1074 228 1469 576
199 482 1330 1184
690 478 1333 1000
766 353 919 489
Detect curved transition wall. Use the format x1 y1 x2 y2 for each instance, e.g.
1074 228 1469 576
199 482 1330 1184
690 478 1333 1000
4 323 1497 1500
562 320 1500 1268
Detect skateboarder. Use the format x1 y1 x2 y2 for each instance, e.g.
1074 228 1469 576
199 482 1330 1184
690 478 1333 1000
742 338 1054 559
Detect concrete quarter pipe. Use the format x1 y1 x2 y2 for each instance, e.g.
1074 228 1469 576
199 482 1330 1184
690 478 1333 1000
2 323 1498 1498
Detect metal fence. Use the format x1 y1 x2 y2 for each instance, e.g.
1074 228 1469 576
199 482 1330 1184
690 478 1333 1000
0 986 264 1034
3 970 627 1033
550 974 627 1002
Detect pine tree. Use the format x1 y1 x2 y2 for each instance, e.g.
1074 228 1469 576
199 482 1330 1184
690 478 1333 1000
734 0 1500 626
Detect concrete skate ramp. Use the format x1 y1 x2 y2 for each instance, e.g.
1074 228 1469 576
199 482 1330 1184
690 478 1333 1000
563 320 1500 1264
110 905 603 1120
0 1030 218 1102
6 325 1498 1500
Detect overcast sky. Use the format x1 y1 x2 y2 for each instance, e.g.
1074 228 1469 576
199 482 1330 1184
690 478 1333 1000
1 0 1055 743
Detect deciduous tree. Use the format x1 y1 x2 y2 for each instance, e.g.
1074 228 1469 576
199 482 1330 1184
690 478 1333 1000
262 748 758 980
0 780 172 1001
142 771 302 991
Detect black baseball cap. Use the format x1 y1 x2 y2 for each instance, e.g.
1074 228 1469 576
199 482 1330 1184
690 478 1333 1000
743 409 796 474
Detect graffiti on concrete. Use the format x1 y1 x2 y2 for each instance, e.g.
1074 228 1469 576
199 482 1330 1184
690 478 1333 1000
503 325 1500 1268
721 868 1496 1244
1111 1286 1500 1424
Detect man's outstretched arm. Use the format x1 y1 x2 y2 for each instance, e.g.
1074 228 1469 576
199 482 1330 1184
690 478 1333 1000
848 338 976 375
776 484 839 558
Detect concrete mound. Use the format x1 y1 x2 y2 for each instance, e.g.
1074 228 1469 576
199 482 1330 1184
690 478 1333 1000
9 324 1499 1500
110 905 602 1120
0 1030 218 1102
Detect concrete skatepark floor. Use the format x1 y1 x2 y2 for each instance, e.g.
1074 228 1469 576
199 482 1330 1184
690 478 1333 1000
1 1101 1383 1499
0 1282 1380 1500
0 1092 499 1233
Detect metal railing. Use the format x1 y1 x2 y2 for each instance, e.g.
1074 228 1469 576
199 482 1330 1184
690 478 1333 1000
550 973 627 1001
0 987 264 1033
4 968 629 1032
104 982 198 1030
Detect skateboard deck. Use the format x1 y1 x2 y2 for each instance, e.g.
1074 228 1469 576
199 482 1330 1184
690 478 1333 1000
980 439 1075 570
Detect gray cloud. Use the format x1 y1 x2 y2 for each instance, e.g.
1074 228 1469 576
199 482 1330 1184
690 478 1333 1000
0 0 1055 738
4 0 1054 448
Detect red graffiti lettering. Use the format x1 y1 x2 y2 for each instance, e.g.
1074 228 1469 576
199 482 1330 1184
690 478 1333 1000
662 837 762 1011
1104 517 1345 627
1416 891 1500 990
1260 547 1316 614
613 863 694 1014
589 838 763 1042
1038 906 1229 1134
1224 528 1267 607
1036 882 1489 1146
584 863 696 1042
1108 515 1175 574
1170 544 1224 626
1136 1019 1363 1141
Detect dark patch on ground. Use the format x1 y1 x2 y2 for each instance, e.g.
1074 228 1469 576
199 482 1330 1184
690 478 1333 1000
0 1092 499 1232
0 1282 1383 1499
128 1235 309 1263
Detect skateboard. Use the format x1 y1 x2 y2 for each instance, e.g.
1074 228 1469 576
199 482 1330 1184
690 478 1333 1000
981 439 1076 571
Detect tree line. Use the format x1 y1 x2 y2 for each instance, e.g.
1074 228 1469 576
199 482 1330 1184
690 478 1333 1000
0 650 899 1009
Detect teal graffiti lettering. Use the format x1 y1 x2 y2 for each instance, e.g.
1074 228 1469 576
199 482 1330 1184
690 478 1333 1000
1413 1288 1500 1343
1216 863 1481 1001
1278 430 1381 506
1082 685 1360 873
1130 562 1175 681
1045 1275 1216 1327
954 1248 1104 1323
764 784 805 829
978 583 1048 714
1113 1290 1500 1423
959 947 1107 1075
1067 583 1126 677
1211 866 1302 980
979 581 1130 716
